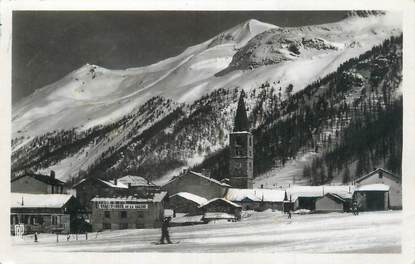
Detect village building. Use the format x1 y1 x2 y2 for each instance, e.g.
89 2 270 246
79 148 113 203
168 192 207 214
162 170 230 200
286 185 354 211
353 184 390 211
117 175 160 193
229 92 254 189
10 193 82 234
89 192 167 231
225 188 286 211
315 193 347 212
199 198 242 221
11 171 65 194
72 177 129 211
354 168 401 209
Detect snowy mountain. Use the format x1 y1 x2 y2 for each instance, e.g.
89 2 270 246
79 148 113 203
12 12 402 186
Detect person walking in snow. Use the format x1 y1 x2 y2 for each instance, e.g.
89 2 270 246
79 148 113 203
160 217 172 244
352 200 359 215
287 210 292 219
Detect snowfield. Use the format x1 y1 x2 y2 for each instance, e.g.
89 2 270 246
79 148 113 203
12 210 401 253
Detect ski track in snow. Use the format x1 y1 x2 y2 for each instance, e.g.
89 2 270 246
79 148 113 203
12 211 401 253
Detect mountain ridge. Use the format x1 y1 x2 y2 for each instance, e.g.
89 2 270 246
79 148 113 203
11 13 402 186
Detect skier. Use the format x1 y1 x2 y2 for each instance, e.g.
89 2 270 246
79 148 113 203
34 232 38 242
160 216 172 244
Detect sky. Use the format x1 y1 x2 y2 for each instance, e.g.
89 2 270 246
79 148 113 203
12 11 347 104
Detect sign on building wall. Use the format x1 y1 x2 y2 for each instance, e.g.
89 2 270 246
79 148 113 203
96 202 148 210
14 224 24 238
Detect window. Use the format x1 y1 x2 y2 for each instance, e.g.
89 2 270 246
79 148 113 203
103 223 111 230
30 216 36 225
104 211 111 218
10 215 18 225
37 215 44 225
51 215 58 225
120 211 127 219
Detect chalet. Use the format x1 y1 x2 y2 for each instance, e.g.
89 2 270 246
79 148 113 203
73 177 129 211
162 171 230 200
11 171 65 194
353 184 390 211
10 193 82 234
225 188 286 211
168 192 207 214
286 185 354 211
355 168 401 209
89 192 167 231
315 193 347 212
199 198 242 221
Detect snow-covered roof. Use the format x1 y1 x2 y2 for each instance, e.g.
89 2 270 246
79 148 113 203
118 175 157 187
203 212 236 219
356 184 390 192
91 191 167 203
355 168 400 183
225 188 285 202
73 177 128 189
170 192 208 205
286 185 355 201
200 198 242 208
11 193 73 208
12 173 64 186
317 193 346 203
98 179 128 189
190 171 232 187
164 171 231 188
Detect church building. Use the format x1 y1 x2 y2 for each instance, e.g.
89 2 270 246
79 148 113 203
229 91 254 189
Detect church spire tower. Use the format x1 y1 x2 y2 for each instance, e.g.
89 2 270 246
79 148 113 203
229 90 254 189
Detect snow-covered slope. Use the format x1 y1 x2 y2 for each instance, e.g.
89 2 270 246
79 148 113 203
13 14 400 139
11 13 402 182
12 19 277 138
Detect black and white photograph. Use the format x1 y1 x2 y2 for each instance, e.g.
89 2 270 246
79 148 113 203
1 3 412 262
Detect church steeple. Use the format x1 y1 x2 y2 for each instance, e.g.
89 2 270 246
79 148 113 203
229 90 254 189
233 90 249 132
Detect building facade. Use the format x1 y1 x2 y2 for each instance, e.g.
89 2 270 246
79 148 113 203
162 171 230 200
11 171 65 194
10 193 82 234
354 168 401 209
73 177 129 211
199 198 242 221
168 192 207 214
315 193 346 212
89 192 167 231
